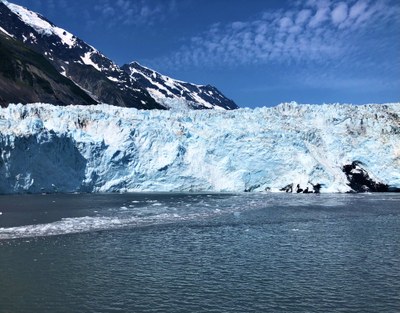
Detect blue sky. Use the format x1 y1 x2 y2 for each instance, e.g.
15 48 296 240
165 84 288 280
10 0 400 108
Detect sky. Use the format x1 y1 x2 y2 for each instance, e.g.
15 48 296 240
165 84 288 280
9 0 400 108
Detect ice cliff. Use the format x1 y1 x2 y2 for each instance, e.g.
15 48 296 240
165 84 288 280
0 102 399 194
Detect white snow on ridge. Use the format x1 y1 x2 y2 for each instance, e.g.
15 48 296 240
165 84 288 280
0 26 14 38
4 1 77 47
0 102 399 194
127 62 220 109
133 61 204 87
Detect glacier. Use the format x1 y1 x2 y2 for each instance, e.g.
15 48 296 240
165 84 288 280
0 102 399 194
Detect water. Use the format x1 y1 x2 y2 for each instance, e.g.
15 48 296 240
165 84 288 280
0 193 399 313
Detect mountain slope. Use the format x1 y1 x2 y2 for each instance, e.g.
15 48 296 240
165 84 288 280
0 30 96 107
0 102 398 193
0 1 165 109
0 1 237 110
122 62 238 110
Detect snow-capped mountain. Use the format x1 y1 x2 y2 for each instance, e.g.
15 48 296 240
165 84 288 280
122 62 238 110
0 1 237 110
0 0 162 109
0 102 398 194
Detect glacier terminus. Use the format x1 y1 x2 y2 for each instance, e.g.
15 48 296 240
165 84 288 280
0 102 399 194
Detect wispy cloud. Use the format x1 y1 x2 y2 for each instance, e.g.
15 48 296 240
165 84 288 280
92 0 177 28
148 0 399 69
14 0 178 31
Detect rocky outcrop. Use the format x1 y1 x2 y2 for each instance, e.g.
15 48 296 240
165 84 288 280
342 161 394 192
0 31 95 107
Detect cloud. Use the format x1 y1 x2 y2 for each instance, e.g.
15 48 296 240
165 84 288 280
309 7 330 27
349 0 368 19
148 0 399 70
295 9 312 25
331 2 348 25
16 0 178 30
91 0 177 28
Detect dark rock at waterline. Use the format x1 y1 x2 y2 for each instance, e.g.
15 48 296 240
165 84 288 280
310 183 322 194
279 183 322 193
296 184 303 193
342 161 390 193
280 184 293 193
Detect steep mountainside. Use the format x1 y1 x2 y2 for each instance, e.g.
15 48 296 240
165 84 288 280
0 1 237 109
0 30 96 107
0 102 398 194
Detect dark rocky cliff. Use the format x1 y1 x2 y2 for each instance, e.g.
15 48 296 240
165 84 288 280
0 31 95 107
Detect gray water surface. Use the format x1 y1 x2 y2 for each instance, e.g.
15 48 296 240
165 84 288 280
0 193 399 312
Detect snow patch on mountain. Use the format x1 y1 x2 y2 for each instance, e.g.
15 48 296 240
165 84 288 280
81 51 101 71
4 1 77 48
1 102 398 194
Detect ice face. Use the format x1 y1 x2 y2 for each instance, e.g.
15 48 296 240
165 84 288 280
0 102 399 193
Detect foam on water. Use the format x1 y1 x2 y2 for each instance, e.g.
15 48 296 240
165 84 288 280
0 194 239 239
1 193 399 240
0 210 203 240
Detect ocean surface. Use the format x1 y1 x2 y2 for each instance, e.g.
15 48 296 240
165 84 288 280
0 192 399 313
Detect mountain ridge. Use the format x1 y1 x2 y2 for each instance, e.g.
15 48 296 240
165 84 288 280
122 62 238 110
0 1 238 110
